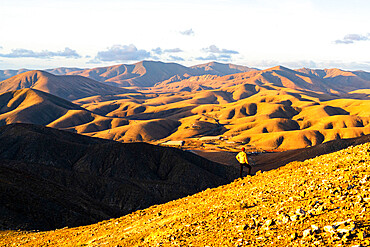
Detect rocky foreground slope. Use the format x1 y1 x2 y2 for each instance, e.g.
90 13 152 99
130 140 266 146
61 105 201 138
1 142 369 246
0 123 238 231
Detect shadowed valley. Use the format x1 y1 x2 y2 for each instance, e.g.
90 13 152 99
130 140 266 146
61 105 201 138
0 123 239 230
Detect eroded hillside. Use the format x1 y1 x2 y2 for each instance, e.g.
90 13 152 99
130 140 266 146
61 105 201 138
1 142 369 246
0 63 369 151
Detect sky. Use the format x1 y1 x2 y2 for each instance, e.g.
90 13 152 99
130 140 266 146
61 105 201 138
0 0 369 71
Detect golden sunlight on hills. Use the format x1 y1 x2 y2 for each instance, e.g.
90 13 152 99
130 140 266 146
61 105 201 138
77 85 370 151
2 142 369 246
0 64 369 151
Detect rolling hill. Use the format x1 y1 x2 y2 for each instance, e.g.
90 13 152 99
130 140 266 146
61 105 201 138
0 70 132 100
0 88 129 132
0 123 239 230
75 66 370 149
0 63 369 151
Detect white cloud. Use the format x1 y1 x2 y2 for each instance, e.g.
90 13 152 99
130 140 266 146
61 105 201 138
196 54 232 62
202 45 239 54
152 47 183 55
168 55 185 61
164 48 183 53
0 47 81 58
180 28 194 36
92 44 151 62
335 33 370 44
251 59 370 71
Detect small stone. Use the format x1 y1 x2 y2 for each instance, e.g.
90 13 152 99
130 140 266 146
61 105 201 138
296 208 306 216
290 215 300 222
264 219 275 227
342 234 350 243
332 219 352 229
303 228 313 238
282 216 290 224
311 225 319 233
347 184 355 190
360 175 369 184
323 225 336 234
300 191 306 198
235 225 248 231
357 195 364 203
316 205 326 214
336 225 356 234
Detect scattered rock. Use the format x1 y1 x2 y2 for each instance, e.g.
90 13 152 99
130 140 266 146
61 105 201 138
296 208 306 216
311 225 319 233
291 232 298 240
302 228 313 238
1 142 370 246
290 215 300 222
264 219 275 227
323 225 336 234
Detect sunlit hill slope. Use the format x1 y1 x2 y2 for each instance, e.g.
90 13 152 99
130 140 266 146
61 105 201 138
2 140 369 246
0 70 131 100
0 62 369 151
65 61 257 87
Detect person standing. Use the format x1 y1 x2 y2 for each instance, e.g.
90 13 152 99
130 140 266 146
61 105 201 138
236 147 252 178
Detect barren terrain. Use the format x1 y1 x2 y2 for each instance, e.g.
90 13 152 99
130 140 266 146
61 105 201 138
1 141 369 246
0 61 370 246
0 62 369 151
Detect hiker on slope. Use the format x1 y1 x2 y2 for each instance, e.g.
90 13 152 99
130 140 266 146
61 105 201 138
236 147 252 178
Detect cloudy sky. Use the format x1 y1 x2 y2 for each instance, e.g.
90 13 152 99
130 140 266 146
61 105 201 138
0 0 369 71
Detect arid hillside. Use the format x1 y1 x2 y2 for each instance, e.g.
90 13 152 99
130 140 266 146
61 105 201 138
0 70 132 100
0 63 369 151
78 68 370 150
64 61 256 87
0 88 129 131
2 140 369 246
152 66 370 94
0 123 239 231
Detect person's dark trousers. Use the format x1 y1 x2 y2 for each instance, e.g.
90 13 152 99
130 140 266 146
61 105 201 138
240 163 252 178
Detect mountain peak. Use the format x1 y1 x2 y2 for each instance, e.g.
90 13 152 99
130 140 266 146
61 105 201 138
0 70 132 100
268 65 291 71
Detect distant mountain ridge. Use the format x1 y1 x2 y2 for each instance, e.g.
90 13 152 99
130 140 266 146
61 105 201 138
153 65 370 94
0 61 257 88
0 69 29 81
2 61 370 91
64 61 257 87
0 70 133 100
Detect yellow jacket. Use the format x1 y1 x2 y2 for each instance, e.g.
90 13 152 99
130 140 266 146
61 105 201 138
236 151 248 164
